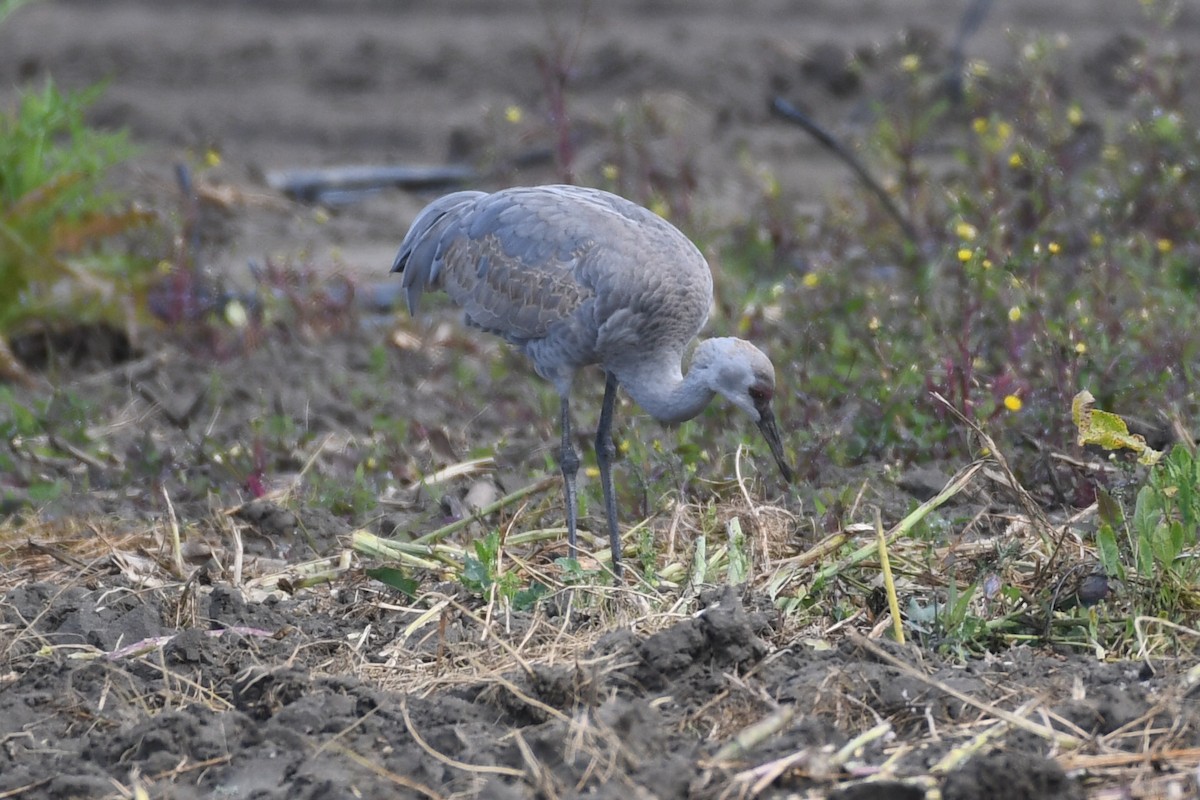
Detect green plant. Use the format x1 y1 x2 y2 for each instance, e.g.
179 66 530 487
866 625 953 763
462 530 548 610
720 25 1200 469
906 579 986 654
1075 392 1200 619
307 463 377 516
1096 446 1200 615
0 387 97 504
0 78 152 378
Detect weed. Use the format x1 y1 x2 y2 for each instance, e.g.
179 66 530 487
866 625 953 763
906 579 986 655
1095 445 1200 617
531 0 592 183
722 27 1200 469
0 78 153 379
0 387 106 505
463 530 549 609
307 463 378 517
1071 393 1200 627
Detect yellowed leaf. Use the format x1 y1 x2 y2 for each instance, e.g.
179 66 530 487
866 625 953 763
1071 390 1163 466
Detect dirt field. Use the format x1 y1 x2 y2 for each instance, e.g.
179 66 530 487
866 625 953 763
2 1 1200 798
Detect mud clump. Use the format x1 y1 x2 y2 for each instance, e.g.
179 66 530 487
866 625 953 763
942 750 1084 800
632 584 775 688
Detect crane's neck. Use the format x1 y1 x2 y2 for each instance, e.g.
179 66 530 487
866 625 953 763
611 353 716 424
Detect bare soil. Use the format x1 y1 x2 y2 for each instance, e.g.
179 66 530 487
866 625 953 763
2 2 1200 798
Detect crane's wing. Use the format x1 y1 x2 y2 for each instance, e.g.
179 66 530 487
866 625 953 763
390 190 486 315
392 185 711 349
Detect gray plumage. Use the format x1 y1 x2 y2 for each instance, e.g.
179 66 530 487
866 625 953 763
392 185 793 577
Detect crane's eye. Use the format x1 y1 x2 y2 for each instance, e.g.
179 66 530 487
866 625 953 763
749 386 772 405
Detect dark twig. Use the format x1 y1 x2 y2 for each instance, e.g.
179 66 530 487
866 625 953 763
945 0 995 103
769 96 921 248
535 0 592 184
134 383 207 430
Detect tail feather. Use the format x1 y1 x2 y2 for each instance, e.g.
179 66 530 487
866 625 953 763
391 191 486 314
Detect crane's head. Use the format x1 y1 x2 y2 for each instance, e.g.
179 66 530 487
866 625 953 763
697 338 795 484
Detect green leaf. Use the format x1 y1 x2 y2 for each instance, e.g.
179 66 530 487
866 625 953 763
473 531 500 566
555 556 588 582
462 555 490 591
1096 488 1124 529
513 582 548 611
1167 520 1186 564
364 566 419 598
0 387 40 436
26 480 64 503
1133 485 1161 577
1132 485 1162 540
1096 523 1124 581
1163 446 1199 536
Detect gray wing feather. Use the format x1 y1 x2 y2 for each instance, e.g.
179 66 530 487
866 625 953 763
390 190 486 314
391 185 712 361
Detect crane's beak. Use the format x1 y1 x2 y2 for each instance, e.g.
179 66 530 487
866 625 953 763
756 405 795 484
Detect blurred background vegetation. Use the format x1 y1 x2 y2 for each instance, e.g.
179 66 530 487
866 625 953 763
0 2 158 384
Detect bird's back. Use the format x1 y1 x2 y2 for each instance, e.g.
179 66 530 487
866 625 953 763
392 185 713 383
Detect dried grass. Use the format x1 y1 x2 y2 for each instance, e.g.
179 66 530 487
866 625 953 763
3 447 1200 798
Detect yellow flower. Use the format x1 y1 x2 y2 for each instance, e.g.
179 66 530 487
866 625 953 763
504 105 523 124
802 272 821 288
225 299 248 329
204 148 221 168
901 54 921 72
995 121 1013 141
1047 241 1061 255
1004 395 1023 412
972 117 989 135
585 466 600 478
1008 152 1024 168
956 221 978 241
619 440 631 454
967 59 990 77
601 164 619 181
957 248 973 263
982 258 993 270
868 316 881 331
1074 341 1087 355
1067 105 1083 126
1091 232 1105 247
1157 238 1174 254
1008 306 1022 322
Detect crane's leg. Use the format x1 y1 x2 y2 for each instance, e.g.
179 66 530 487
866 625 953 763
558 396 581 563
595 372 623 578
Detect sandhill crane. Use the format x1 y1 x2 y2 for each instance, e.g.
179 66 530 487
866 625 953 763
392 185 793 577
